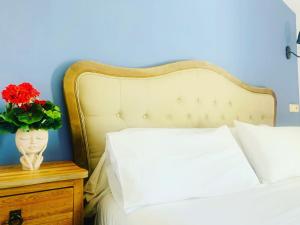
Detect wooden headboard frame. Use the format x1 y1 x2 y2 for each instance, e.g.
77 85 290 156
63 60 276 172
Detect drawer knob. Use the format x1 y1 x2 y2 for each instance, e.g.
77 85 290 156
2 209 23 225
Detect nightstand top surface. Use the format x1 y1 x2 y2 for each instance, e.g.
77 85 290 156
0 161 88 189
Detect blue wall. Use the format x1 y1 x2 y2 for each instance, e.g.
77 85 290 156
0 0 298 165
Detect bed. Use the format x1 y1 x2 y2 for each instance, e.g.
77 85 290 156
63 60 300 225
98 178 300 225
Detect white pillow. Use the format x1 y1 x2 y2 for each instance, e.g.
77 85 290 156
120 127 241 144
105 126 259 212
235 120 300 183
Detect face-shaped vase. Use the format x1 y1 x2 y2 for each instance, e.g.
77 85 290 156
16 129 49 154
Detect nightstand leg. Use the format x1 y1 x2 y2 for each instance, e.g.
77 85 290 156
73 179 84 225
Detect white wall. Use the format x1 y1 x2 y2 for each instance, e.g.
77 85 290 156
283 0 300 102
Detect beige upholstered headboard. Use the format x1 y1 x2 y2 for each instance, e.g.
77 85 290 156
63 60 276 173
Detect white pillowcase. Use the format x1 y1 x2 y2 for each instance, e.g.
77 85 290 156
235 120 300 183
105 126 259 213
119 127 241 144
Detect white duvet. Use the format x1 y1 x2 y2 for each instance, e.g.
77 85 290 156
97 177 300 225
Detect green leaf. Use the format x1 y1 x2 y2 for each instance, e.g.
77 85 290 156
17 111 43 124
30 103 44 112
45 110 61 120
54 106 60 111
0 117 18 133
43 101 55 110
0 111 21 126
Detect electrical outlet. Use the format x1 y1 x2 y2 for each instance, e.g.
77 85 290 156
289 104 299 113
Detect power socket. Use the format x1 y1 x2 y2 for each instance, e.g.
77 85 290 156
289 104 299 113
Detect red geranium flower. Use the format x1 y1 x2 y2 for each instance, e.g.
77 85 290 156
1 82 40 104
20 104 32 111
34 99 47 106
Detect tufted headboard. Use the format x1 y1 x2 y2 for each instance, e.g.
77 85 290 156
63 60 276 173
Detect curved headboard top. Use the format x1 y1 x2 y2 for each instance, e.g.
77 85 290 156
64 60 276 172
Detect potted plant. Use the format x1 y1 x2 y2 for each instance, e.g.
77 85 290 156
0 82 62 170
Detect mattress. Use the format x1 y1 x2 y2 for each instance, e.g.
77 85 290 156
96 177 300 225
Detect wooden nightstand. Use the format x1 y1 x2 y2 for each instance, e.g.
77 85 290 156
0 161 88 225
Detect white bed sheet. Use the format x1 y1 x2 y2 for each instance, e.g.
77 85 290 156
96 177 300 225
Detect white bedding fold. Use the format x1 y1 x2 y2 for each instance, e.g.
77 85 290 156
97 177 300 225
85 152 110 216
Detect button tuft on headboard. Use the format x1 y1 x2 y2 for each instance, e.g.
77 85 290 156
177 97 182 103
116 112 122 119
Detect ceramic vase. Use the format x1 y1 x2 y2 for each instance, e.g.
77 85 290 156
15 129 49 170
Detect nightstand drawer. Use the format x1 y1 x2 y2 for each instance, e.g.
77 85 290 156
0 187 73 224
